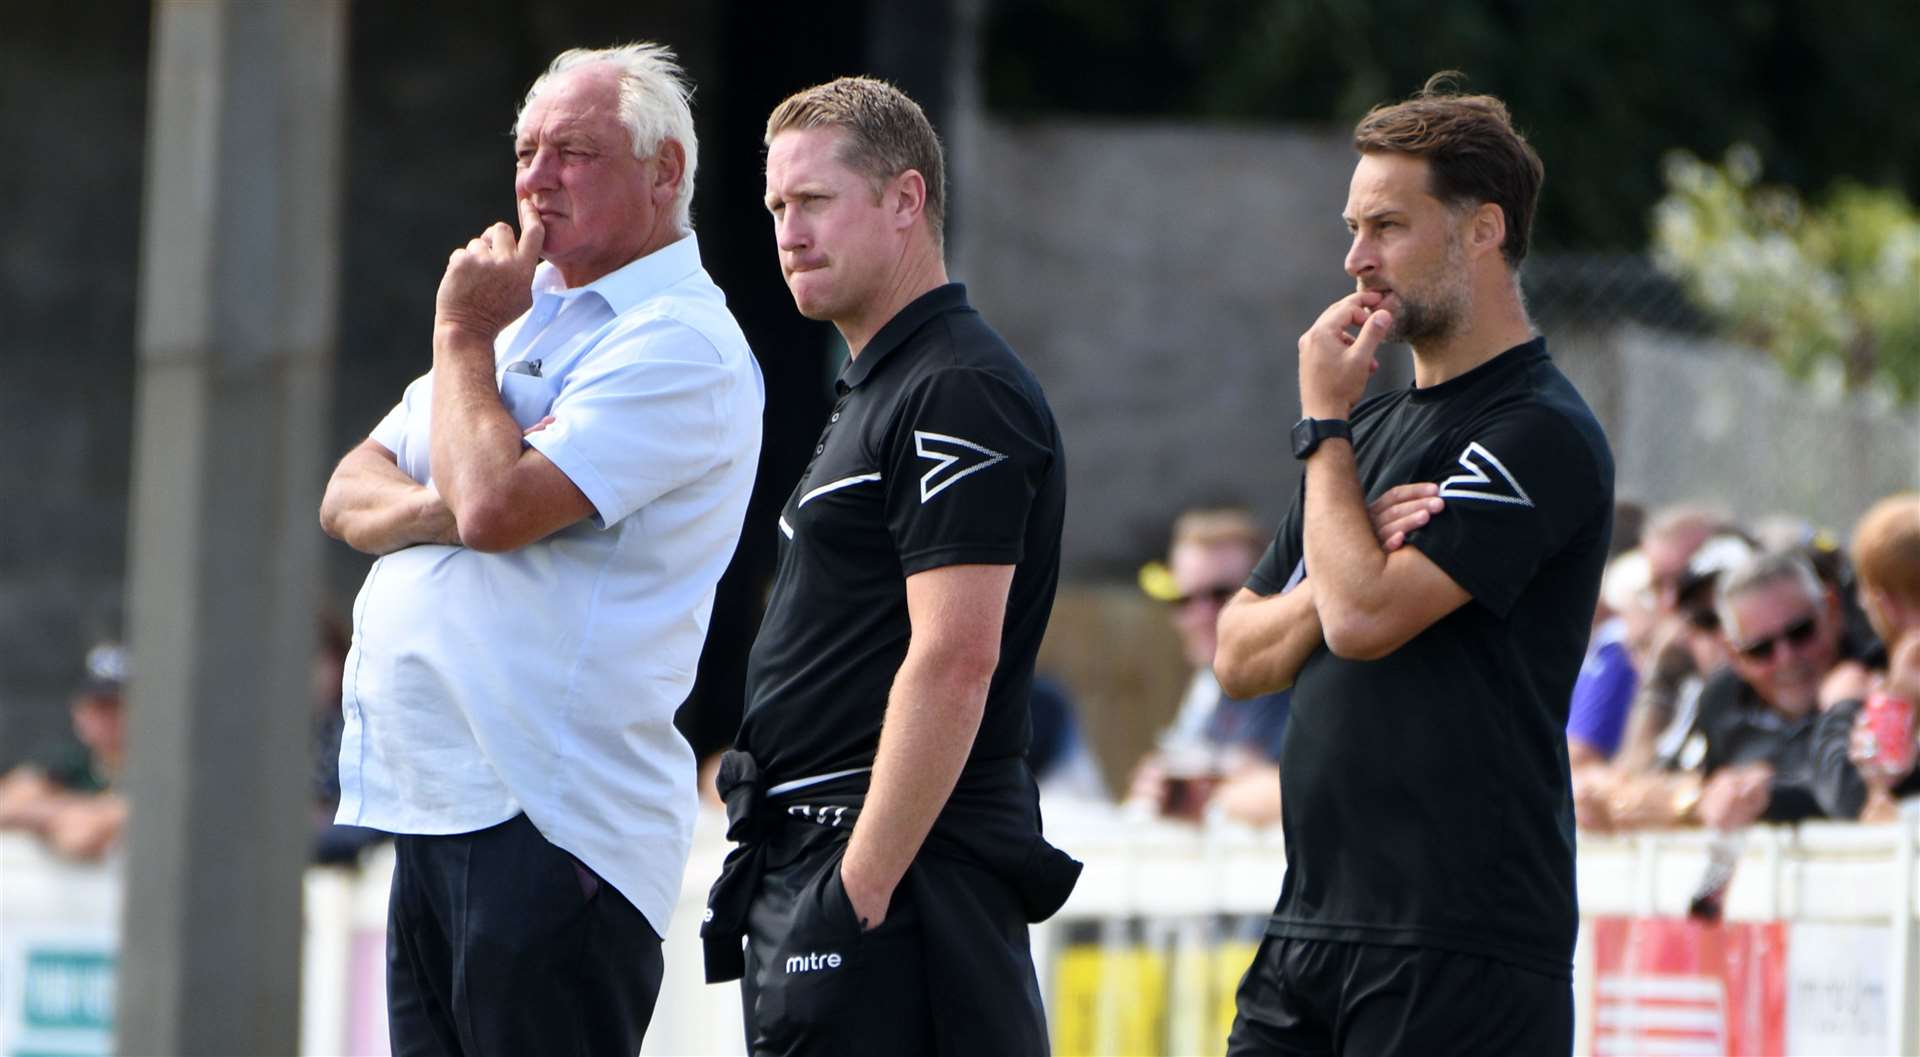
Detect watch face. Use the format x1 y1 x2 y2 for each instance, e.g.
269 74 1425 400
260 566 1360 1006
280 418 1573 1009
1291 418 1315 459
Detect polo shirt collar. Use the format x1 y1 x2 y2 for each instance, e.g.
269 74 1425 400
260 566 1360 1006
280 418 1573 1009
839 283 970 390
529 232 704 313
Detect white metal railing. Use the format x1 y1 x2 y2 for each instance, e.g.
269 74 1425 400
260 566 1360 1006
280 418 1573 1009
3 802 1916 1056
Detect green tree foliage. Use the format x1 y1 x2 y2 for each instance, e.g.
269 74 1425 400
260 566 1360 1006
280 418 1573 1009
984 0 1920 256
1653 147 1920 403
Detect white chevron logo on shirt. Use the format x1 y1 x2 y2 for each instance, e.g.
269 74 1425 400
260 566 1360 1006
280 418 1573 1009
1438 441 1534 507
913 430 1007 503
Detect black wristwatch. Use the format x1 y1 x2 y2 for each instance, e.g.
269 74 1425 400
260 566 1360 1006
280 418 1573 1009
1290 417 1352 460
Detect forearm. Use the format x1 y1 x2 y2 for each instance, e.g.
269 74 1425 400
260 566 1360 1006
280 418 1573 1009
840 647 991 919
1215 584 1324 697
429 324 530 540
319 447 459 555
1301 442 1395 653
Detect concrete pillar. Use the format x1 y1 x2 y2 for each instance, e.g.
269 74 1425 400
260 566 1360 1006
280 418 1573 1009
115 2 348 1054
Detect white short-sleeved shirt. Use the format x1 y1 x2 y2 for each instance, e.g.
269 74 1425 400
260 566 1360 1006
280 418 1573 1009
335 234 763 931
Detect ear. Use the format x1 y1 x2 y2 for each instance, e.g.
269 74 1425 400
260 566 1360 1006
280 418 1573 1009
1468 201 1506 261
652 139 687 206
889 168 927 233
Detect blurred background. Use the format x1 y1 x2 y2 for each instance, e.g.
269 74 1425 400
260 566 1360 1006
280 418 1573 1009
4 1 1919 1053
5 0 1916 781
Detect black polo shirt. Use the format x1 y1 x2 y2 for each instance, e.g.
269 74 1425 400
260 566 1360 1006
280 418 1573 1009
736 284 1065 784
1247 337 1613 977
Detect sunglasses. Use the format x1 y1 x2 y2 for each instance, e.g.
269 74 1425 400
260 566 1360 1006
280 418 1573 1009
1733 615 1818 662
1170 585 1239 608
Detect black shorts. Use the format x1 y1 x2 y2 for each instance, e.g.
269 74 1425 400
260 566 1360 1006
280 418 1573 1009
741 827 934 1057
739 814 1051 1057
1226 935 1572 1057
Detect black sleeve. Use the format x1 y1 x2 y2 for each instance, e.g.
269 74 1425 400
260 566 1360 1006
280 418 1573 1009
1247 481 1305 597
1763 721 1831 823
882 367 1054 577
1694 671 1742 777
1761 779 1826 823
1405 405 1609 618
1809 698 1869 819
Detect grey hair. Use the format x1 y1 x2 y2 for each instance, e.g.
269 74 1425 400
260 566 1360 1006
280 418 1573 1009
1715 549 1824 642
518 43 698 232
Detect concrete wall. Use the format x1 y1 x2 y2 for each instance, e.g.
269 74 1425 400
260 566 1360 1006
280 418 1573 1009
957 120 1395 578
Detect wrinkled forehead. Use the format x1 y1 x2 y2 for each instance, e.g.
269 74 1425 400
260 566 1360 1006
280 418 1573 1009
517 66 624 144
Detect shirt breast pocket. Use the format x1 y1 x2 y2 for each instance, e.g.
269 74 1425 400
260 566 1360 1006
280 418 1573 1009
498 369 560 431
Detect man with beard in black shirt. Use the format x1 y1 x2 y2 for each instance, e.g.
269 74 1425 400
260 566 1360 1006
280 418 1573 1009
701 77 1077 1057
1214 73 1613 1055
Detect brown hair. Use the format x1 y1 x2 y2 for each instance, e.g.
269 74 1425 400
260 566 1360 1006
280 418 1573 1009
765 77 946 248
1852 493 1920 606
1353 71 1544 268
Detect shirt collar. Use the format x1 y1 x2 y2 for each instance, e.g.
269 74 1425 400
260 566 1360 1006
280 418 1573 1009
530 233 704 313
838 283 970 391
1406 336 1547 403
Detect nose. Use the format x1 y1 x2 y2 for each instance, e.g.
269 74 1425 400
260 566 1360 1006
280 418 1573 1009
774 210 809 255
517 146 560 196
1345 232 1375 281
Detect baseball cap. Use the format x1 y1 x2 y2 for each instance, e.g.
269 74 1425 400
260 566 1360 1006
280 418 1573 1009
80 641 129 698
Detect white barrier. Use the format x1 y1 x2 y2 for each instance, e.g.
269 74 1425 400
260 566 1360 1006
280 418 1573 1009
3 803 1916 1056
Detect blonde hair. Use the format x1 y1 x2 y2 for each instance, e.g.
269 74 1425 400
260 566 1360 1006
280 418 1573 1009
765 76 946 249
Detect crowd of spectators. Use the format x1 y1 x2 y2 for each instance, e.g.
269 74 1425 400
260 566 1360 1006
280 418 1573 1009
1570 493 1920 835
11 494 1916 858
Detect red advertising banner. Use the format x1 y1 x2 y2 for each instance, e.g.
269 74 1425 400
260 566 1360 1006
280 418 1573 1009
1589 916 1787 1056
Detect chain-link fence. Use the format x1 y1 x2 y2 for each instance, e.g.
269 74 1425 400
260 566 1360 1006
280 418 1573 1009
1523 252 1920 539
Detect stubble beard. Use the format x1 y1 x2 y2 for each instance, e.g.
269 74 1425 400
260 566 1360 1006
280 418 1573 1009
1385 236 1472 345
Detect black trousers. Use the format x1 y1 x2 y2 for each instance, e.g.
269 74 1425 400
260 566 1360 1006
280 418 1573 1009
386 813 664 1057
739 819 1050 1057
1225 935 1573 1057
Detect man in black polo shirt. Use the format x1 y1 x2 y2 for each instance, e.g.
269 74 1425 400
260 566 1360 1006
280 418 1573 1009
1214 74 1613 1055
701 77 1077 1056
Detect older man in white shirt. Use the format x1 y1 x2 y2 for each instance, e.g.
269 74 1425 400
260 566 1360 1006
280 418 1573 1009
318 42 762 1056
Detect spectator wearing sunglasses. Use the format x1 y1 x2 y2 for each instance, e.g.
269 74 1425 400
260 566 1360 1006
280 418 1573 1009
1127 507 1291 825
1691 549 1872 829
